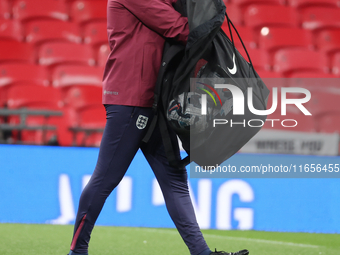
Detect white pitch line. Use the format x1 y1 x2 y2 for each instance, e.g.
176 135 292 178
135 228 320 249
203 233 320 249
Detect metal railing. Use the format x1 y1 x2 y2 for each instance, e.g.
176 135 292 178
0 108 63 145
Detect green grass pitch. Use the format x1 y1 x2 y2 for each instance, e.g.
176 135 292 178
0 223 339 255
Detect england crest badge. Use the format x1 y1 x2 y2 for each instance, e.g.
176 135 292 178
136 115 148 130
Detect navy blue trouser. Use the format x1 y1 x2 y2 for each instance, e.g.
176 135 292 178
70 105 209 255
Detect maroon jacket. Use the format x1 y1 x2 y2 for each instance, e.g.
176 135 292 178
102 0 189 107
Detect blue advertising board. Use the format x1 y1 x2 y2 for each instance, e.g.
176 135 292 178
0 145 339 233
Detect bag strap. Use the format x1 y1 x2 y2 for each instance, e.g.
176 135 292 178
142 113 158 143
181 155 190 167
142 44 184 144
158 108 191 168
158 110 181 167
225 12 258 79
225 11 266 105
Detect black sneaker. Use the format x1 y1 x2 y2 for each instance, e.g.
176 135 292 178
210 248 249 255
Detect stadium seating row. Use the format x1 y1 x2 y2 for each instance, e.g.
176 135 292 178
2 0 340 31
2 82 340 146
6 105 106 147
1 0 340 147
2 40 340 77
3 79 340 113
1 17 340 55
225 0 340 8
0 63 102 88
2 18 340 54
2 18 340 74
5 0 105 146
1 63 339 95
0 19 107 46
225 26 340 54
2 0 107 24
262 87 340 135
0 40 109 66
0 83 105 146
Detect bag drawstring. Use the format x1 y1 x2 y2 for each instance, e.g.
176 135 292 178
225 12 258 80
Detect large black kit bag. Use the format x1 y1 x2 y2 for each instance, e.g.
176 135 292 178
143 0 270 168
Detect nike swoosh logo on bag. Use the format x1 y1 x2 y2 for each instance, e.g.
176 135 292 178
228 53 237 75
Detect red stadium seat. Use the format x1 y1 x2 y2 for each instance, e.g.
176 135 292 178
263 105 316 132
332 52 340 76
287 0 340 8
0 63 49 87
0 64 49 103
12 109 68 145
316 29 340 54
223 25 256 49
83 20 107 46
5 84 66 145
227 0 285 6
224 4 243 26
303 91 340 116
12 105 78 146
73 105 106 147
0 85 4 105
273 49 328 76
258 27 313 52
9 104 78 146
0 64 50 106
316 112 340 133
70 0 107 24
5 83 62 144
244 5 298 29
62 85 102 110
0 41 34 64
97 44 110 67
288 72 336 78
6 83 62 109
257 79 286 103
25 20 81 45
55 106 78 146
0 63 50 85
38 41 95 66
62 0 107 1
242 48 270 71
12 0 69 22
256 70 282 78
0 0 11 19
300 7 340 30
78 105 105 128
264 90 316 132
286 77 339 92
52 65 103 88
0 19 23 41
